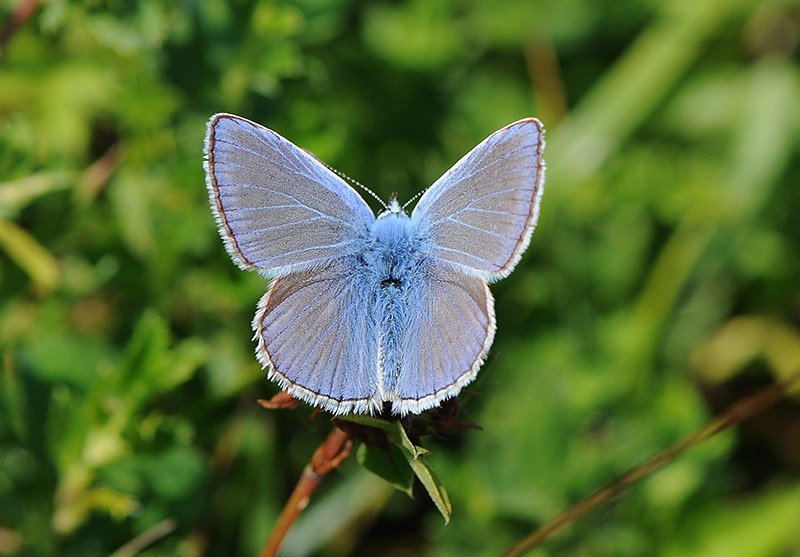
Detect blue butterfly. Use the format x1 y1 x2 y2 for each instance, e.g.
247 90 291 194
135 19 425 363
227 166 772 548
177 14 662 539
204 114 545 415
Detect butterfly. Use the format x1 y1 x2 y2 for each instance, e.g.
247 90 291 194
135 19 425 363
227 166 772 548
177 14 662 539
204 114 545 416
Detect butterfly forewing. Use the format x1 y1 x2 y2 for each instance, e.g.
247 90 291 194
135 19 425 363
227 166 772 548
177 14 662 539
411 118 545 280
205 114 375 273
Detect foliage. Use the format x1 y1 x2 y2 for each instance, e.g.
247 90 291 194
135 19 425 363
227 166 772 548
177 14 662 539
1 0 799 555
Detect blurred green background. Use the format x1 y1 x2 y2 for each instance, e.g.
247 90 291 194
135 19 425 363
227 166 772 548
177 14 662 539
2 0 800 555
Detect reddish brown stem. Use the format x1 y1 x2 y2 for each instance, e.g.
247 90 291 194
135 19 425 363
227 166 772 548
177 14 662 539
258 391 300 410
259 426 353 557
79 143 122 203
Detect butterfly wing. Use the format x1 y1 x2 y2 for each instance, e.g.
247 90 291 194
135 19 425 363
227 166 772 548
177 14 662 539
411 118 545 280
253 259 381 415
391 262 495 415
204 113 375 274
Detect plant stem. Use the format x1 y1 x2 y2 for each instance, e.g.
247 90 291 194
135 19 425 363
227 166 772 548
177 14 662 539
109 518 177 557
502 371 800 557
259 426 353 557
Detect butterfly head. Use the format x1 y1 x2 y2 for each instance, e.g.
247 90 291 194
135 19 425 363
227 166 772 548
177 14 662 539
379 195 406 218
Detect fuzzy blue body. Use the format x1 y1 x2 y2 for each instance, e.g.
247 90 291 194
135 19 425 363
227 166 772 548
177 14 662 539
359 206 427 392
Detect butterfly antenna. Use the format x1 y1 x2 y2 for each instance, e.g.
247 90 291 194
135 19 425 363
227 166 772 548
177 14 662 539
402 186 428 210
318 158 388 211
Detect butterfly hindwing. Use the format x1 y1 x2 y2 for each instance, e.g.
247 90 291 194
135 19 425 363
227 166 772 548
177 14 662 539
253 259 381 415
205 113 375 274
411 118 545 280
392 262 495 415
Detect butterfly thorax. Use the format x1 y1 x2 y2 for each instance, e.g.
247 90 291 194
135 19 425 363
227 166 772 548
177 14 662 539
364 210 422 285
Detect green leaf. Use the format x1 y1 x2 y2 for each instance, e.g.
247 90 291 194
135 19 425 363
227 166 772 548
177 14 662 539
404 451 452 524
392 420 429 460
145 446 208 501
357 442 413 497
148 337 207 395
0 217 61 293
335 413 395 431
109 169 157 257
119 311 206 407
22 331 113 388
119 310 171 385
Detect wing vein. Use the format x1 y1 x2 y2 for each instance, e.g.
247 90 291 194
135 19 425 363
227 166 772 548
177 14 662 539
266 272 349 342
216 183 354 227
444 218 522 240
238 216 330 234
229 118 306 174
214 139 319 184
431 246 499 268
436 144 532 195
431 279 484 344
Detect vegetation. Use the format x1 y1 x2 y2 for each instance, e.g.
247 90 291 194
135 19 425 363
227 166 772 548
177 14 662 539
1 0 799 555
